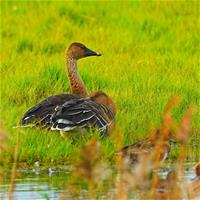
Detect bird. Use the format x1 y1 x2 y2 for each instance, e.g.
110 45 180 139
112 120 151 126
20 43 116 134
118 129 171 165
118 97 180 165
51 91 116 134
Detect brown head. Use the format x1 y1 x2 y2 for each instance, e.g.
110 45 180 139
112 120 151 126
90 91 116 115
67 42 101 60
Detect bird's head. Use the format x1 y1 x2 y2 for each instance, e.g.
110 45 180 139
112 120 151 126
67 42 101 60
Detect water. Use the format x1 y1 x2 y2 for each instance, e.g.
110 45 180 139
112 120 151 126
0 167 70 200
1 177 63 200
0 163 198 200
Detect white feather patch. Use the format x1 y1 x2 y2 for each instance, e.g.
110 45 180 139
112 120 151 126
51 125 76 131
57 119 74 125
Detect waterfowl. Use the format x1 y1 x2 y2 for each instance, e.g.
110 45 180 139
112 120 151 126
118 97 179 165
119 129 171 165
20 43 116 134
51 91 116 133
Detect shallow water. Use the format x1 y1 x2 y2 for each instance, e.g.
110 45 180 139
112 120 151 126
0 163 198 200
0 166 74 200
1 177 63 200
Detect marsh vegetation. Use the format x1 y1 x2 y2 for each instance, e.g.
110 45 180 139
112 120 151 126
0 1 199 199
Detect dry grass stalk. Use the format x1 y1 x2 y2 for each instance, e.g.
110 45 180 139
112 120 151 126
0 128 10 200
4 98 198 200
152 106 194 200
0 129 9 153
187 162 200 199
113 97 198 199
69 139 111 199
8 132 19 200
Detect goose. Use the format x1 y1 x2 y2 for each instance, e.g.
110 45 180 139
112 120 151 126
20 43 116 134
51 91 116 134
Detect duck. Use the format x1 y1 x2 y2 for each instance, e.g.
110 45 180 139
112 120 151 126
119 129 171 165
118 97 180 165
20 43 116 134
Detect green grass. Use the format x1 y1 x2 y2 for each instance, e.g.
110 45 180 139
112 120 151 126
1 0 199 164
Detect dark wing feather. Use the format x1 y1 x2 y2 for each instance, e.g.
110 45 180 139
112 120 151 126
51 98 115 134
20 94 79 127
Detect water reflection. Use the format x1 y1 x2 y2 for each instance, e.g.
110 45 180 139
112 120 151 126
0 168 70 200
0 163 198 200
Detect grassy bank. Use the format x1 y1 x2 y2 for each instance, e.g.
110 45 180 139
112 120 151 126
1 1 199 164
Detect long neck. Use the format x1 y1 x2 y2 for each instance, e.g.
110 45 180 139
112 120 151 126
66 55 88 97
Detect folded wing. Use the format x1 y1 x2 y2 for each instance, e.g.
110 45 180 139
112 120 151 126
51 98 114 133
20 94 80 127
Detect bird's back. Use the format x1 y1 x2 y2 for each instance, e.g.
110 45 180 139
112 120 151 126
51 97 115 134
20 94 80 127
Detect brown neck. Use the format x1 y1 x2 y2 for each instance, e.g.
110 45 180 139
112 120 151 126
66 55 88 98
